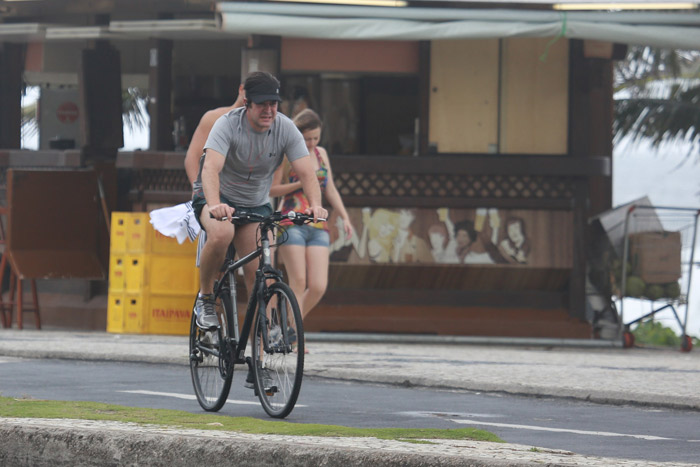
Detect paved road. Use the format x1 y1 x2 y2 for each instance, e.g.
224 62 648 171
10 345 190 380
1 329 699 466
2 356 699 463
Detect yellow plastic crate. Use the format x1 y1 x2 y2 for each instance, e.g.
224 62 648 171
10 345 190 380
108 254 126 292
106 293 125 333
110 213 129 253
124 294 147 334
110 211 198 255
120 253 198 295
125 254 149 294
109 292 194 336
149 254 199 295
152 229 197 256
146 293 195 335
126 213 151 253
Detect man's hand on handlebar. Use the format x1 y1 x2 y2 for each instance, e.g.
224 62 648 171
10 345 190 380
305 205 328 224
209 203 235 222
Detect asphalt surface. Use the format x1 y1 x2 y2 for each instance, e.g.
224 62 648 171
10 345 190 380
1 328 699 466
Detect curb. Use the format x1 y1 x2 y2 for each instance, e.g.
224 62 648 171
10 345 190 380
0 418 667 467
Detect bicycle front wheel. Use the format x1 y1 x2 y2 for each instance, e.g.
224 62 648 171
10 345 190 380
189 290 233 412
252 281 304 418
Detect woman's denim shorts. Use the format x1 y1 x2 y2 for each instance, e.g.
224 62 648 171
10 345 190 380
280 224 329 247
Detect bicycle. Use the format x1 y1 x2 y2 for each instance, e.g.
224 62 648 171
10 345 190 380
189 210 320 418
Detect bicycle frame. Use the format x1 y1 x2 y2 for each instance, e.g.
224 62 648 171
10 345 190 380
214 223 284 366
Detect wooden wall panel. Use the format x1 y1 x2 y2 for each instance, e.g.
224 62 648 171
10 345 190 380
305 304 592 338
500 38 569 155
429 39 499 153
281 38 419 73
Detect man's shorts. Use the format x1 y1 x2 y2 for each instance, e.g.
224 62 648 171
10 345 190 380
192 191 272 229
279 224 330 247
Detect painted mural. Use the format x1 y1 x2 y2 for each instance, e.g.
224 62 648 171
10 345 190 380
328 207 572 268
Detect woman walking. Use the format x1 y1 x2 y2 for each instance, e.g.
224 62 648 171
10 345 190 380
271 109 354 328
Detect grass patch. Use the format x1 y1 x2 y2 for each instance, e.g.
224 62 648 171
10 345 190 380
0 396 502 443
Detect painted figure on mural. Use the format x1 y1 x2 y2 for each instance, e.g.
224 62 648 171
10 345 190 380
351 207 399 263
329 211 359 262
392 208 432 263
428 207 459 263
329 206 527 265
454 208 505 264
498 216 530 264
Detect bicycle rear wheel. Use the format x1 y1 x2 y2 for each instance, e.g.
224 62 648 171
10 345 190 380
252 281 304 418
189 288 233 411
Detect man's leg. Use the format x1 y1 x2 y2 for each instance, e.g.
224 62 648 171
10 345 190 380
195 205 235 329
232 222 269 296
198 205 235 295
235 221 274 390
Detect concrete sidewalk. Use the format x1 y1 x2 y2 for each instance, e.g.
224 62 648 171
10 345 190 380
1 328 699 466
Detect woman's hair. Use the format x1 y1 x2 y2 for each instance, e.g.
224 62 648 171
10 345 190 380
293 108 322 133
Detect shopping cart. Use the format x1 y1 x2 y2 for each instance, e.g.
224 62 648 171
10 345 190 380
613 204 699 351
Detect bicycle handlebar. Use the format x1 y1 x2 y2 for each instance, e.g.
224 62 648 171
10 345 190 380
210 211 326 226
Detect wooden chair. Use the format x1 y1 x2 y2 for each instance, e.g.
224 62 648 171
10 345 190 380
0 207 40 329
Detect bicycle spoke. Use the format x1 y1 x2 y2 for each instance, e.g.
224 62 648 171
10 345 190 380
189 290 234 412
252 281 304 418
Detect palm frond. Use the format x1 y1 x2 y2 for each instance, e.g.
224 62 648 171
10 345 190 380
122 87 149 132
614 47 700 156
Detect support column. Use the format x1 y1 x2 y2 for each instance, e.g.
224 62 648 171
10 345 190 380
79 40 124 158
78 37 122 295
148 39 173 151
567 39 622 323
0 43 24 149
568 39 620 218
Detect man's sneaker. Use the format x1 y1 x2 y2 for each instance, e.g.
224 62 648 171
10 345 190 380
287 327 297 345
201 330 219 347
244 367 255 389
195 294 219 329
269 325 282 346
244 365 274 392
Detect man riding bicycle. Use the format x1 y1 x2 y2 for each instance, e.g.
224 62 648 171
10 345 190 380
192 71 328 330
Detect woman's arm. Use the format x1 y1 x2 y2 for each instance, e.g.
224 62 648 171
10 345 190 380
269 159 302 198
319 148 354 238
185 110 219 186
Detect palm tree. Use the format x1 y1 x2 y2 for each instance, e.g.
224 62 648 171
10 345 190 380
614 46 700 156
122 87 149 133
20 86 149 148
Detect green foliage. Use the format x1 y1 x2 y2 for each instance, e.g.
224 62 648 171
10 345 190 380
614 46 700 155
122 87 149 132
0 396 503 443
645 284 665 301
632 320 681 347
625 276 646 297
665 282 681 299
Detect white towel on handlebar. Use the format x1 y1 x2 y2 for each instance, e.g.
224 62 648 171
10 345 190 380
149 201 200 244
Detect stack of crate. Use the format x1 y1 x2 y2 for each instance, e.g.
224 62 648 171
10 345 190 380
107 212 199 335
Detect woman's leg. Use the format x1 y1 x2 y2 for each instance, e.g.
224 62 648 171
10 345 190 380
279 244 308 315
301 245 329 320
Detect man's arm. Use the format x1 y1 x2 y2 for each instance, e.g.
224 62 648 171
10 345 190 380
201 148 234 220
289 155 327 221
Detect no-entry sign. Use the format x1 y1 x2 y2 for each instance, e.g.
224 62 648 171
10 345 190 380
56 102 79 124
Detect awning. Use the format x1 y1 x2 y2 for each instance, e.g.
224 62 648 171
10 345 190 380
217 2 700 50
0 19 244 43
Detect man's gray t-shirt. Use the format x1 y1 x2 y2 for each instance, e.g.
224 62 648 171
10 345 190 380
199 107 308 207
